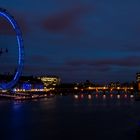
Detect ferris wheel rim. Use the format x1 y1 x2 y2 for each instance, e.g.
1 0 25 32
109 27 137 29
0 8 24 90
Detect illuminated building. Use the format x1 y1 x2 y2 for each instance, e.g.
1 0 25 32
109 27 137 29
37 75 60 87
22 82 32 91
136 73 140 82
136 73 140 91
15 76 44 92
0 75 60 92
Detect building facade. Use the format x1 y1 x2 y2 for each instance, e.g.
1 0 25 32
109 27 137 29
37 75 60 87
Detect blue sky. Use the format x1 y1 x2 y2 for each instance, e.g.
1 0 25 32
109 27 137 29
0 0 140 83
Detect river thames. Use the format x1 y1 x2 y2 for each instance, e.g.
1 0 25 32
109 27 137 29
0 94 140 140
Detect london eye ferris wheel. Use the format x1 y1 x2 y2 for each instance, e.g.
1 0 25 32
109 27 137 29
0 8 24 90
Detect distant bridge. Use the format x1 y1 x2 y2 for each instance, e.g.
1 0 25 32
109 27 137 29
81 86 134 92
56 86 134 94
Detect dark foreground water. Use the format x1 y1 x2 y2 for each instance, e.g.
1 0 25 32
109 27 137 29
0 94 140 140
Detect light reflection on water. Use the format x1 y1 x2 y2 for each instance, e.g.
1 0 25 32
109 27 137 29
73 93 135 108
0 94 139 140
73 93 134 100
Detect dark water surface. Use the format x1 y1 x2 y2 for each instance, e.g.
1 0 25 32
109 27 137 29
0 94 140 140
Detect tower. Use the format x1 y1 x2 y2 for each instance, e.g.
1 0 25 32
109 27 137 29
136 73 140 91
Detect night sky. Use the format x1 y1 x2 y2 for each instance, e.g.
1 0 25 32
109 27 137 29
0 0 140 83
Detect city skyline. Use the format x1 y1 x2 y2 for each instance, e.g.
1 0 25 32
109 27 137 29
0 0 140 82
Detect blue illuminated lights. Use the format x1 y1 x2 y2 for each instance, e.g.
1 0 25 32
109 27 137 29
22 82 32 91
0 8 24 90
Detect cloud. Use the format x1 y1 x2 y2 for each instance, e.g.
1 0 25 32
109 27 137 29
22 55 139 82
66 56 140 67
41 5 94 33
